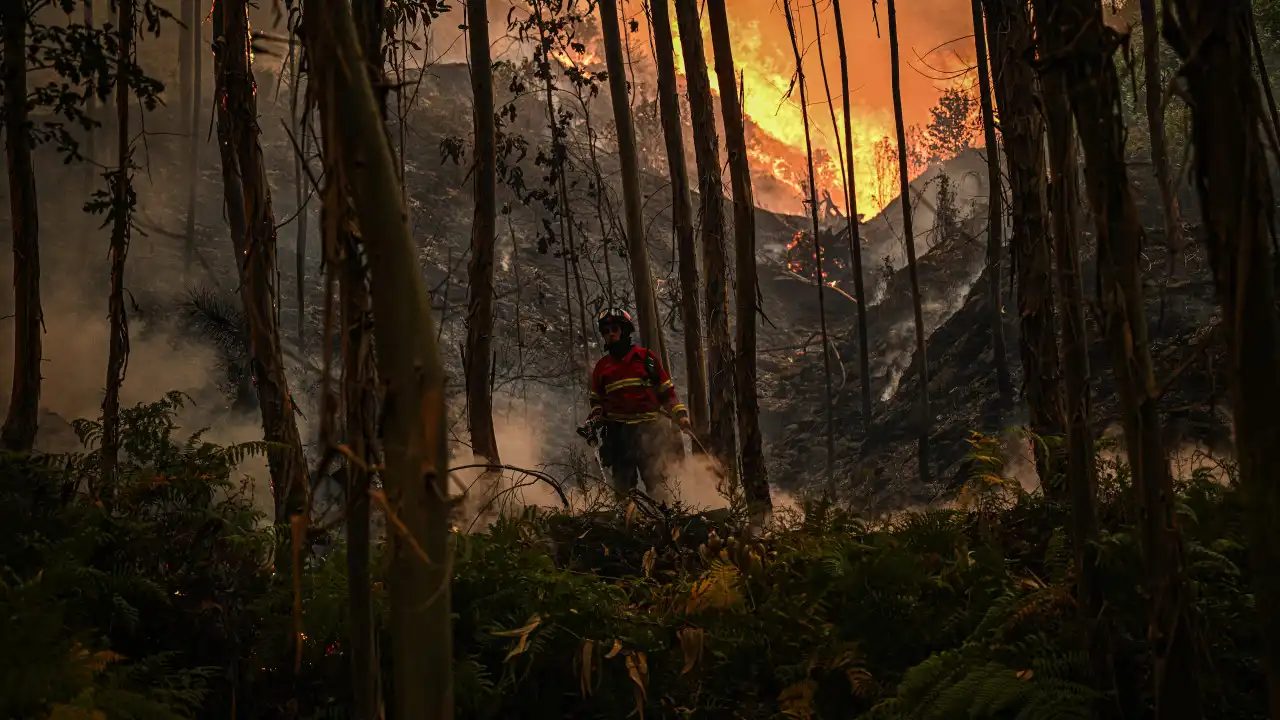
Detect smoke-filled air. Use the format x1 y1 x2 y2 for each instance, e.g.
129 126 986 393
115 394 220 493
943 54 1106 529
3 0 1278 716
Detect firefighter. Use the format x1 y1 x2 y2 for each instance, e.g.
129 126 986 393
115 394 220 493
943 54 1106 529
578 307 690 498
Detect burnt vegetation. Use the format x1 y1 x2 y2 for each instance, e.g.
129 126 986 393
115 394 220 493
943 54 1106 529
2 0 1280 718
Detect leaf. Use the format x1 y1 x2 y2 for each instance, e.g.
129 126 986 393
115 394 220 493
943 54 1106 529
642 547 656 578
678 627 704 675
579 639 595 697
605 638 623 659
778 678 816 718
1016 668 1034 681
626 651 649 712
493 614 542 662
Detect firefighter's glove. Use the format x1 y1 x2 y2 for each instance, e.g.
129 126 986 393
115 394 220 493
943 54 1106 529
677 415 692 433
577 419 601 446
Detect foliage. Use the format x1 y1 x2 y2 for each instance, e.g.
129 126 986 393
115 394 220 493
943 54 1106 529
0 393 1266 718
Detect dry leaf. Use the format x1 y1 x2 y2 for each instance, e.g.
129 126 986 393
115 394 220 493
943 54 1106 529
1016 668 1034 681
626 651 649 699
642 547 656 578
579 639 595 697
493 615 542 662
605 638 623 659
678 627 704 675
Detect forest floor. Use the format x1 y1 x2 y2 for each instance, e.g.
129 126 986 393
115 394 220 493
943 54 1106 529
0 395 1262 719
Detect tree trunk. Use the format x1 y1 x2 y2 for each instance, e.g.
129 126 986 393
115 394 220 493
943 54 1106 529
1164 0 1280 713
215 0 309 524
673 0 737 473
184 0 202 278
465 0 500 471
822 0 874 431
346 1 386 715
982 0 1064 494
180 0 193 138
705 0 769 507
1 1 43 453
289 28 308 350
83 0 96 191
1042 1 1201 715
1031 4 1113 713
303 0 453 714
782 0 836 488
970 0 1014 413
650 0 709 447
101 0 135 487
597 0 664 357
341 234 379 720
1139 0 1184 257
887 0 932 483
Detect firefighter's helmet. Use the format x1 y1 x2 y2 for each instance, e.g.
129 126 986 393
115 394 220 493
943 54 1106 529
597 307 635 334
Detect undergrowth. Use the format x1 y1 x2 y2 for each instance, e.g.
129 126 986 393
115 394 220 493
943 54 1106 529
0 394 1264 718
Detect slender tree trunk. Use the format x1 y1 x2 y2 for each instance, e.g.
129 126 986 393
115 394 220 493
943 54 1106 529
1043 1 1201 715
84 0 97 191
341 234 379 720
1 2 43 453
215 0 309 524
303 0 453 714
971 0 1014 412
598 0 664 358
650 0 709 447
673 0 737 473
289 29 309 350
180 0 193 138
887 0 931 482
1031 4 1113 713
782 0 835 487
101 0 135 487
1164 1 1280 713
705 0 768 507
816 0 874 431
983 0 1064 494
184 0 202 277
1139 0 1184 256
465 0 500 469
346 1 385 715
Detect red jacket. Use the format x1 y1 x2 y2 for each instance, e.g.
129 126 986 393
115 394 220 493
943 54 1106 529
588 345 688 424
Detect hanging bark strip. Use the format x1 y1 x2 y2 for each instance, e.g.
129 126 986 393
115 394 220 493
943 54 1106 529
214 0 309 524
674 0 737 474
101 0 136 487
887 0 932 482
705 0 769 506
982 0 1064 492
1164 1 1280 713
464 0 501 472
649 0 710 448
1 1 44 453
782 0 836 488
303 2 454 716
597 0 665 357
1041 1 1202 715
970 0 1014 413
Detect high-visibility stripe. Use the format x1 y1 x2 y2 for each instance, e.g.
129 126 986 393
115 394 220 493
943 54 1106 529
657 379 674 392
670 403 688 416
604 411 660 423
604 377 651 394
